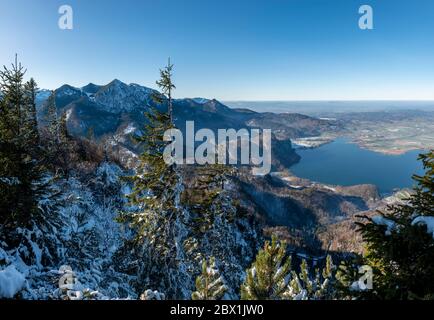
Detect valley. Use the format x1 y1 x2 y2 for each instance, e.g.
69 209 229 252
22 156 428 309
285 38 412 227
35 79 432 257
227 101 434 155
3 75 432 300
338 111 434 155
2 0 434 302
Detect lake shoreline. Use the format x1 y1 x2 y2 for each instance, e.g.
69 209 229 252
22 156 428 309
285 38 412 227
292 134 428 156
290 137 424 194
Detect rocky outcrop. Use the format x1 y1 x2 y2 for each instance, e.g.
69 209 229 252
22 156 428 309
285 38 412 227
236 171 381 255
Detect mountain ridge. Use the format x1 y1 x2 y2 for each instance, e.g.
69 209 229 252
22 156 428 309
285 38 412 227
34 79 343 171
36 78 342 139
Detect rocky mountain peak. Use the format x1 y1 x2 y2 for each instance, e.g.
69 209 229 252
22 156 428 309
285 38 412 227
82 83 102 95
56 84 82 97
92 79 156 113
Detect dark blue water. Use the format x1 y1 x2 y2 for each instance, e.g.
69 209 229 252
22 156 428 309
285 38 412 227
291 138 425 194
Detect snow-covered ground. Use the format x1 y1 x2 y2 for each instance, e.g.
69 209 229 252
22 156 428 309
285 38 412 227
0 161 262 300
0 265 26 298
0 163 137 299
291 136 334 149
412 216 434 239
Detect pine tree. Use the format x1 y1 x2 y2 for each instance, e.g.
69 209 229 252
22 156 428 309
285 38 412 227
22 78 40 151
59 111 69 142
182 164 235 234
0 55 25 141
240 236 292 300
156 58 175 124
120 106 179 247
0 58 46 228
45 92 58 142
284 255 337 300
118 61 186 297
353 150 434 299
58 111 71 178
192 257 227 300
42 91 63 172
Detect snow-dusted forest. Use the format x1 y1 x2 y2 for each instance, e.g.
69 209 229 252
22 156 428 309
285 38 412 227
1 59 434 300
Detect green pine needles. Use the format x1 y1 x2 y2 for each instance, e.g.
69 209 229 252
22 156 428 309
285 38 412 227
0 57 48 228
156 58 176 124
241 236 339 300
354 150 434 299
241 236 292 300
192 257 227 300
120 105 179 250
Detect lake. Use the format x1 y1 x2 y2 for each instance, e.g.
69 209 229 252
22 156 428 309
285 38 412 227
290 138 425 195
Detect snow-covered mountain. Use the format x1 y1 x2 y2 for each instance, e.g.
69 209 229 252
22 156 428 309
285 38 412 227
0 79 389 300
36 79 342 170
91 80 158 113
190 97 210 104
37 79 341 137
38 80 158 113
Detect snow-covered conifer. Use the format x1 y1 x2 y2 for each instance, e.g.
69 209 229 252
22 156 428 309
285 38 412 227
241 236 291 300
192 257 227 300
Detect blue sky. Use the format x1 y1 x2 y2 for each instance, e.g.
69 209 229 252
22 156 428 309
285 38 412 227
1 0 434 100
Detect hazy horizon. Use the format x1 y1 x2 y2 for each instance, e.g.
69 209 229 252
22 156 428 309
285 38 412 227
34 78 434 104
2 0 434 100
222 100 434 114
